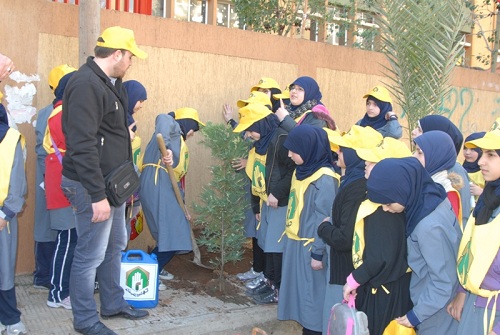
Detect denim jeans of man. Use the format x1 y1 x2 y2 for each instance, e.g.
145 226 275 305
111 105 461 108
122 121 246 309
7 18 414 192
62 176 129 329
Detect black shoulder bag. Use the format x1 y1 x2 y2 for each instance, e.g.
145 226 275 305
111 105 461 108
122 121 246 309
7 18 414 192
104 160 140 207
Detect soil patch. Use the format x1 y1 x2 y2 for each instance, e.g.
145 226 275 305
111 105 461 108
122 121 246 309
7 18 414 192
161 240 254 304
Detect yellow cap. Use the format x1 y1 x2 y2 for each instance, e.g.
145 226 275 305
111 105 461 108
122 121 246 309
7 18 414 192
465 129 500 150
272 84 290 100
323 128 341 152
237 91 272 108
96 26 147 59
356 137 412 163
233 104 272 133
329 125 383 149
48 64 77 92
174 107 205 127
251 77 281 92
363 85 392 103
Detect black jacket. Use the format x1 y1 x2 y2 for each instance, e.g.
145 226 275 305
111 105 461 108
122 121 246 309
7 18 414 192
318 177 367 284
62 57 131 203
251 127 296 213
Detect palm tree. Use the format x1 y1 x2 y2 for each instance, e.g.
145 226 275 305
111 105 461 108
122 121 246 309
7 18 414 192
374 0 468 143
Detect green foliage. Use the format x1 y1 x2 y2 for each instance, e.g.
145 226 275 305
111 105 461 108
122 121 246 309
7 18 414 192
194 122 250 290
233 0 333 36
465 0 500 72
374 0 468 144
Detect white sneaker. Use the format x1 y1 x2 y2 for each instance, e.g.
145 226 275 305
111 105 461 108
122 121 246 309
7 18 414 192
47 296 72 310
159 269 174 280
158 282 167 291
236 267 262 281
245 273 265 289
6 321 27 335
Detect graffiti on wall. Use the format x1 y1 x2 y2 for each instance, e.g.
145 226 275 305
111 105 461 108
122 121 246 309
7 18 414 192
438 87 500 134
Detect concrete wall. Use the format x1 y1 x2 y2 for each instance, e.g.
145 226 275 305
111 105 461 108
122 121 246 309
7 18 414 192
1 0 499 274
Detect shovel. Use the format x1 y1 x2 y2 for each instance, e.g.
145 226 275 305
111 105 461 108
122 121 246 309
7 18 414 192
156 133 212 270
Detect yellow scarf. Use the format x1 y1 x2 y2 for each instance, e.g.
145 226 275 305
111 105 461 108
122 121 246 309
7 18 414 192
42 105 65 155
352 200 381 269
285 167 337 245
458 214 500 334
245 147 268 202
142 137 189 184
131 135 141 166
0 128 23 206
173 137 189 181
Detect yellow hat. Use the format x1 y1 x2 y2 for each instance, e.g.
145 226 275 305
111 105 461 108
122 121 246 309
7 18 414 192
174 107 205 127
251 77 281 92
96 26 147 59
363 85 392 104
48 64 77 92
237 91 272 108
323 128 341 152
233 104 272 133
272 84 290 100
465 129 500 150
329 125 383 149
356 137 412 163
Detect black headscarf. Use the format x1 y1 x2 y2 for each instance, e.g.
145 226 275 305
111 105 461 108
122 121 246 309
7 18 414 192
283 124 333 180
287 76 323 119
0 103 9 142
168 112 199 140
339 147 365 191
463 132 486 173
359 96 392 130
473 151 500 225
123 80 147 133
53 72 76 107
367 157 447 237
414 130 457 175
246 114 280 155
419 115 463 155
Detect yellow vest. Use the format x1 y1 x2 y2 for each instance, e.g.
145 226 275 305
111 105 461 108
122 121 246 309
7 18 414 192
245 147 268 202
142 137 189 184
173 137 189 181
42 105 65 155
458 213 500 333
285 167 337 245
469 170 485 190
352 200 381 269
0 128 23 206
131 135 141 166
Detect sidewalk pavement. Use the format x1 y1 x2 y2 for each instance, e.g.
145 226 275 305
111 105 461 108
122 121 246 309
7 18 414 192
14 274 301 335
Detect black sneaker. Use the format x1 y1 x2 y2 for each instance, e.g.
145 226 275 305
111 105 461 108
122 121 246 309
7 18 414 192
253 288 278 304
245 280 273 297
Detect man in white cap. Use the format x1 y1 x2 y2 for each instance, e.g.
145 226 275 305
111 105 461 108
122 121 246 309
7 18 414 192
61 26 148 335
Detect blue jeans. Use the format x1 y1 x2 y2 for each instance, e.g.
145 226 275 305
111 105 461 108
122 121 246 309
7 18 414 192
62 176 129 329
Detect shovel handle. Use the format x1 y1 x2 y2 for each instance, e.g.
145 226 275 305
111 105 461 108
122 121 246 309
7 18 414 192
156 133 190 219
